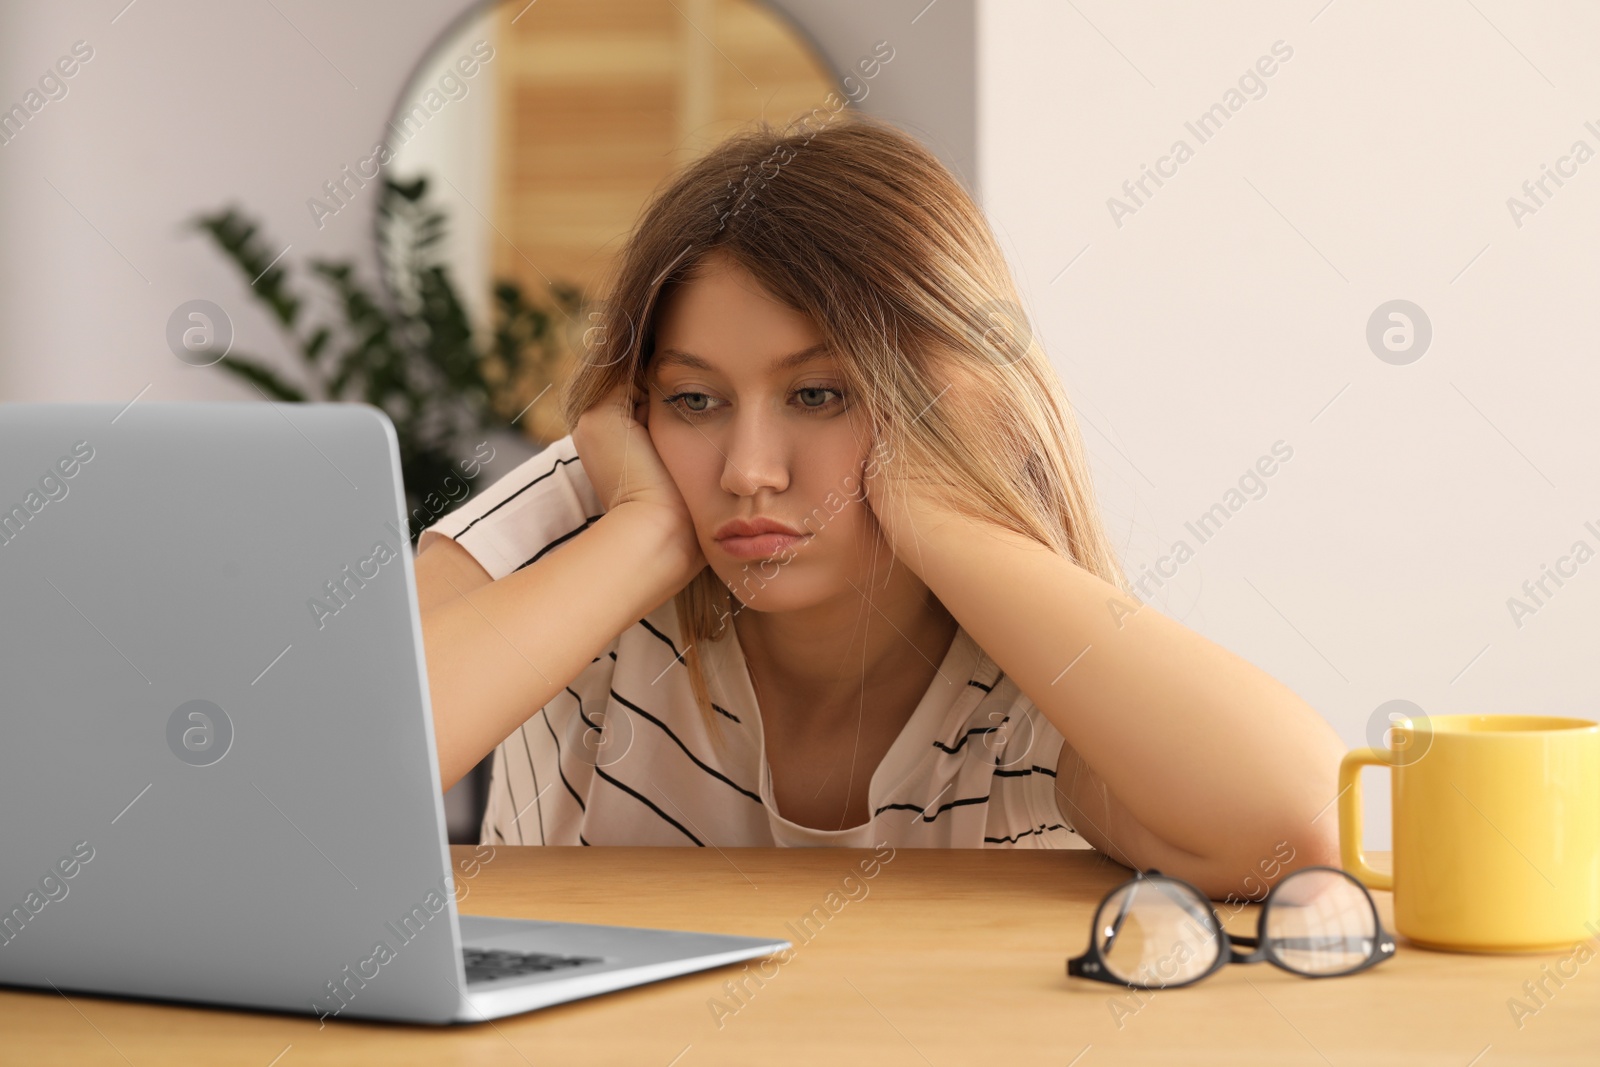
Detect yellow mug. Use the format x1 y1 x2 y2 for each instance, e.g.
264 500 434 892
1339 714 1600 953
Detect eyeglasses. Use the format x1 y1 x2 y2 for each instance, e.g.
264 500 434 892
1067 865 1396 989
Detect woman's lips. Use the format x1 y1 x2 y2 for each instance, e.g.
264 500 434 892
715 533 811 559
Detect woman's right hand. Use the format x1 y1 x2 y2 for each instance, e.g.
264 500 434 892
572 377 706 573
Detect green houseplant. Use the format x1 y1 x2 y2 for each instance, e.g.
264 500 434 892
188 175 582 531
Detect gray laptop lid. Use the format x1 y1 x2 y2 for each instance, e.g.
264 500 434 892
0 401 466 1023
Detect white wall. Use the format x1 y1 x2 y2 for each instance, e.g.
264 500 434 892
767 0 977 192
0 1 490 403
978 1 1600 847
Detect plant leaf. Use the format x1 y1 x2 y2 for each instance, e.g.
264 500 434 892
187 207 300 328
212 354 308 402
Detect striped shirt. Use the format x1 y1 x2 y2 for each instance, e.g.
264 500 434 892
418 435 1088 850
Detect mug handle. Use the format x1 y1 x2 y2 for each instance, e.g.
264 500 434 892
1337 748 1394 891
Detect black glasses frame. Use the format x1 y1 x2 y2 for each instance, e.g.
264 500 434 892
1066 864 1396 990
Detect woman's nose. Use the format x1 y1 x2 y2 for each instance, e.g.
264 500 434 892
719 415 792 497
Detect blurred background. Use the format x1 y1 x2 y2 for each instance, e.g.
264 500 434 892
2 0 1594 848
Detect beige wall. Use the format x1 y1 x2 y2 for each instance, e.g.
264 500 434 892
980 1 1600 847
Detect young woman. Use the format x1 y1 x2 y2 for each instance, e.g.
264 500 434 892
415 113 1346 898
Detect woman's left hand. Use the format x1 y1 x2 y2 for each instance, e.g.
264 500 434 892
860 438 960 566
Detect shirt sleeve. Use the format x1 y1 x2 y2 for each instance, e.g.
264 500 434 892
417 434 603 582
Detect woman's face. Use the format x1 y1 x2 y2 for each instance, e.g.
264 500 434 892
645 251 884 613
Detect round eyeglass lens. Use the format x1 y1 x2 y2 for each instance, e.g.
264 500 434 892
1263 868 1378 976
1093 878 1221 987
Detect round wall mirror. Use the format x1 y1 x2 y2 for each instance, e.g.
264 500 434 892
374 0 844 447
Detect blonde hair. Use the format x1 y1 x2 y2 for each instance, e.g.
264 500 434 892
558 111 1131 739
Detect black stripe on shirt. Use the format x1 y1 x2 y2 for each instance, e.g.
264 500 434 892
933 716 1008 754
591 762 704 845
454 453 586 538
992 764 1058 778
544 693 588 812
985 822 1068 844
577 698 603 731
967 678 994 694
481 760 502 843
873 794 990 821
519 723 547 846
513 514 603 572
501 742 526 846
637 617 741 723
609 689 763 805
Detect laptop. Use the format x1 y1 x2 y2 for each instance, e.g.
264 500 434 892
0 400 789 1025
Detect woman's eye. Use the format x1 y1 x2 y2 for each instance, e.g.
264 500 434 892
663 387 846 419
789 386 846 414
659 392 719 419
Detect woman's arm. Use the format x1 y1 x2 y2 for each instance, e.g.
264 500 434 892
417 504 700 793
419 378 706 794
873 493 1345 898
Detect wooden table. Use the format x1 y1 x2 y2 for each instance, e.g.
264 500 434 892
2 847 1596 1065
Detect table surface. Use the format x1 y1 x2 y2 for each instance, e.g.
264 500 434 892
2 846 1596 1065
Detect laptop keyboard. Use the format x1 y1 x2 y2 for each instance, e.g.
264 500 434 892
462 947 606 984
